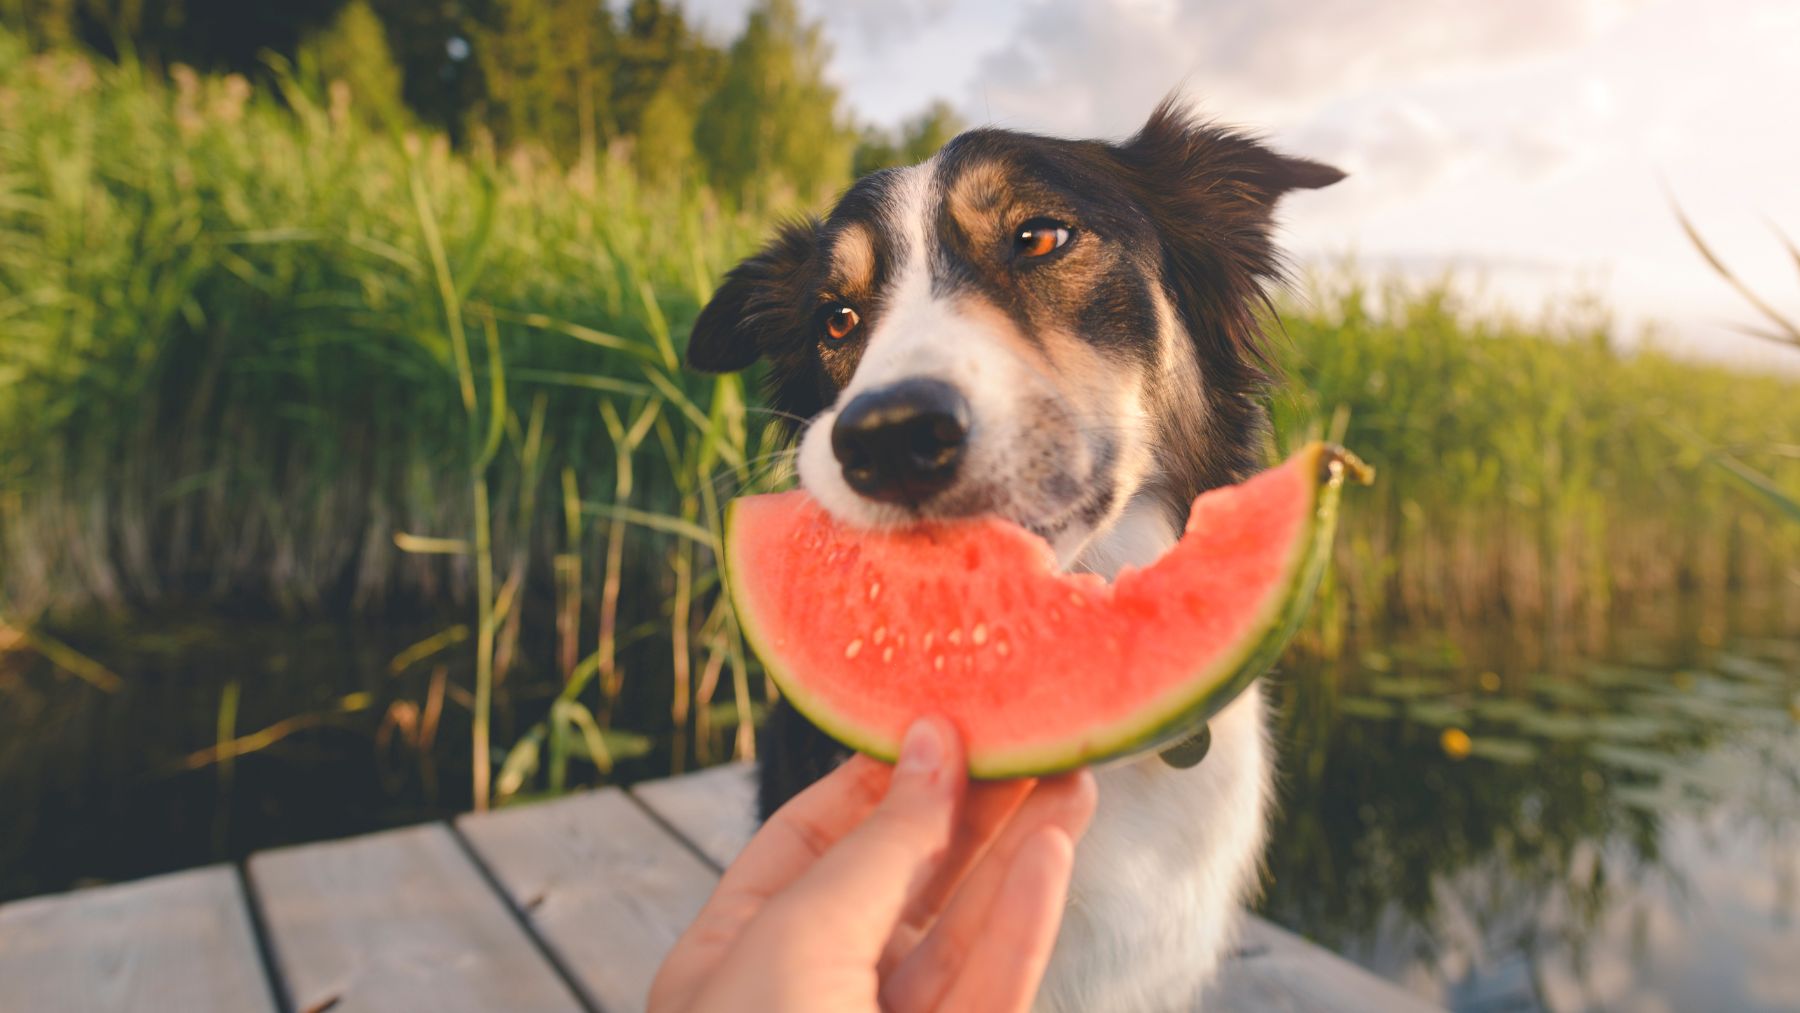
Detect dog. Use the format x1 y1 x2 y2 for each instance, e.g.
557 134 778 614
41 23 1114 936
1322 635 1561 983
684 99 1343 1012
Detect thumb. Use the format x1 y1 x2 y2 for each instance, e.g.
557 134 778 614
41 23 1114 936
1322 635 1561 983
759 717 964 952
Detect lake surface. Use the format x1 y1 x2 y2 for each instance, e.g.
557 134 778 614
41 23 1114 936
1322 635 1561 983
1259 598 1799 1011
2 597 1795 1012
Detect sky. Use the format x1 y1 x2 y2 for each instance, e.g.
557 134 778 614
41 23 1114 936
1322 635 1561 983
680 0 1800 366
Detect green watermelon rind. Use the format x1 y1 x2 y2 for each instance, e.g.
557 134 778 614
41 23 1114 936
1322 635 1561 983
727 442 1360 779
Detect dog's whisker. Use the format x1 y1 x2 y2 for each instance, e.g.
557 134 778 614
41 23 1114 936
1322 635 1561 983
742 406 812 426
701 446 802 501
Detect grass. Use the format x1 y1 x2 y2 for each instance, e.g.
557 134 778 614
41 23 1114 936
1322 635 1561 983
1272 275 1800 649
3 36 1798 805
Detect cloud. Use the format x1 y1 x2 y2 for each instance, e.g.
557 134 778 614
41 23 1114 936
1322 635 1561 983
832 0 956 49
967 0 1642 138
677 0 957 56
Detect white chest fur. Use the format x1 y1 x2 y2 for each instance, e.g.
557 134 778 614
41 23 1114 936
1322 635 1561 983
1034 499 1273 1013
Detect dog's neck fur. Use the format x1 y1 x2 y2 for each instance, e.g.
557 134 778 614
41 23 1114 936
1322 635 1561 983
1071 492 1177 578
1044 483 1273 1013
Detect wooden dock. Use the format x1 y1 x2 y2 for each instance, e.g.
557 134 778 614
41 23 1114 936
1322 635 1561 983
0 763 1439 1012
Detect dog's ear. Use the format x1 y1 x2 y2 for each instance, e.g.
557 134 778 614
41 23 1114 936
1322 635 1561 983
1243 148 1346 195
1114 98 1344 405
687 219 822 373
1121 99 1344 209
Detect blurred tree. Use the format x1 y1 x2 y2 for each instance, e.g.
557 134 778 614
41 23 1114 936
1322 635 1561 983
853 99 963 177
633 81 700 181
612 0 722 179
694 0 853 206
0 0 76 49
296 0 407 130
466 0 616 165
3 0 344 74
363 0 482 144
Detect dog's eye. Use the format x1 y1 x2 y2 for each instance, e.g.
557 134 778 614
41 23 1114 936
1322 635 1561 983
1015 218 1072 259
822 304 860 342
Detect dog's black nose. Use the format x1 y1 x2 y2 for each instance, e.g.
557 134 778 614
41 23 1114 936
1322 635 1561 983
831 378 971 505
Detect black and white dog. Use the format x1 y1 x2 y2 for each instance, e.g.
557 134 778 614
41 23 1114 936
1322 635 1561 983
685 101 1342 1012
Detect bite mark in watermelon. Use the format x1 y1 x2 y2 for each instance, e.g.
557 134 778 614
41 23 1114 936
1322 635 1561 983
725 442 1370 778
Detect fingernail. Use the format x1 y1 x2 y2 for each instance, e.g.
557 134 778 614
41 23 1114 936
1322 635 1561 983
898 719 943 774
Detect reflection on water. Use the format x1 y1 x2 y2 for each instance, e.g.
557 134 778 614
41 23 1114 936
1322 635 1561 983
0 608 696 902
3 598 1796 1013
1261 604 1800 1012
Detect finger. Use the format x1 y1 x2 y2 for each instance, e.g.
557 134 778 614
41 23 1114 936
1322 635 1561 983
879 777 1035 972
935 827 1078 1013
650 754 893 1013
710 754 894 904
756 716 965 955
881 769 1096 1010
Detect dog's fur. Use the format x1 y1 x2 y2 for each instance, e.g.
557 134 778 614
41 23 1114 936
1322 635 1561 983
686 100 1342 1013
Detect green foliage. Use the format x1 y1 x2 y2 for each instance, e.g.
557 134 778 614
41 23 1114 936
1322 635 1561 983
466 0 615 163
854 100 963 178
0 0 76 50
609 0 720 181
4 0 342 75
367 0 481 140
296 0 408 131
1270 274 1800 634
611 0 720 139
1671 200 1800 522
693 0 854 206
632 81 701 181
0 33 773 623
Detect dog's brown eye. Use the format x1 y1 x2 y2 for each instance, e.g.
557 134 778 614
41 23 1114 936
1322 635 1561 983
824 304 860 342
1015 218 1071 259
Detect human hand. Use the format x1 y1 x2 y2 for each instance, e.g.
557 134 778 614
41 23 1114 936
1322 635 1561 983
648 716 1098 1013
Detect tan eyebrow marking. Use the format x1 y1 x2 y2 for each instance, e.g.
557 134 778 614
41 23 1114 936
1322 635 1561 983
828 225 876 292
946 160 1010 246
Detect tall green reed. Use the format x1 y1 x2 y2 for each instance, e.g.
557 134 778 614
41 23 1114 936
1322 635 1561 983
1272 272 1800 654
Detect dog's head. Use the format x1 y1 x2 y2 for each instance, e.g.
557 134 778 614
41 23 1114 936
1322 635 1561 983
688 101 1341 565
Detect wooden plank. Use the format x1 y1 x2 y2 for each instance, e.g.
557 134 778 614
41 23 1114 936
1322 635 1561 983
1202 917 1442 1012
632 762 1442 1013
0 865 275 1013
628 763 757 869
248 822 582 1013
456 788 720 1013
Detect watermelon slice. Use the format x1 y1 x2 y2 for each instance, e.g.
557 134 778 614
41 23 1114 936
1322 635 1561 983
725 442 1370 777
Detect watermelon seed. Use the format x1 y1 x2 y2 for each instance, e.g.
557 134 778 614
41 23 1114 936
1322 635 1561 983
845 638 864 660
1068 592 1086 607
947 628 962 646
971 623 989 646
882 646 895 663
867 582 882 602
933 654 946 671
996 637 1011 658
873 626 887 645
923 631 936 651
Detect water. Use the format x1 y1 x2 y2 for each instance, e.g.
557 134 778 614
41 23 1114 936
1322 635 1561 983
1259 603 1800 1011
2 599 1796 1012
0 609 689 901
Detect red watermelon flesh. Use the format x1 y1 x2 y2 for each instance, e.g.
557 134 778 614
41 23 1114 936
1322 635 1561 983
725 442 1367 777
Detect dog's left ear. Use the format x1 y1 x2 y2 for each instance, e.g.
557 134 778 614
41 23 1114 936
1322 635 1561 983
1120 98 1344 211
1114 99 1344 402
687 219 821 373
1239 146 1346 196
